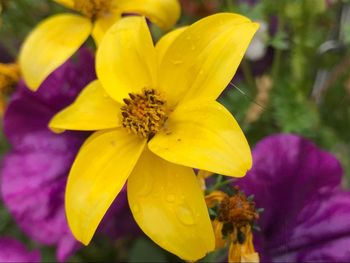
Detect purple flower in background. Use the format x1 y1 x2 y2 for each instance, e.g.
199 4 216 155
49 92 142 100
0 237 40 262
237 134 350 262
0 49 138 261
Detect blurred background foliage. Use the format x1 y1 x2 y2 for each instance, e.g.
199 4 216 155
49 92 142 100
1 0 350 261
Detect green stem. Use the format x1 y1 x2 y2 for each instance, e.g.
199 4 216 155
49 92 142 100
271 2 286 81
241 59 257 94
208 177 236 191
225 0 234 11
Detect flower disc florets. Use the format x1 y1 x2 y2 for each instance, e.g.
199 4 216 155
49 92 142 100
218 189 258 228
121 89 167 139
73 0 112 18
0 63 20 94
217 187 259 244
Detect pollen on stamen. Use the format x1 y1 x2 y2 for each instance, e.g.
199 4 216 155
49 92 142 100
121 89 167 139
218 187 259 244
73 0 112 18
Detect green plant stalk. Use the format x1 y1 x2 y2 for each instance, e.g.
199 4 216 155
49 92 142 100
241 59 257 94
271 2 286 82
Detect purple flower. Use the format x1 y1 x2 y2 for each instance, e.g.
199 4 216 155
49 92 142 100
236 134 350 262
0 237 40 262
0 49 138 261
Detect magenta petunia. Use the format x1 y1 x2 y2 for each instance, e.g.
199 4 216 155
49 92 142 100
0 49 138 262
0 237 40 262
237 134 350 262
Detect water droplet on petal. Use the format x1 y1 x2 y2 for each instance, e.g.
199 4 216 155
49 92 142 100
166 194 175 202
132 204 140 213
176 204 195 226
171 60 183 65
137 171 153 197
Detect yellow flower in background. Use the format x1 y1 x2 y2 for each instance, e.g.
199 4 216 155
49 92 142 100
0 63 20 116
205 189 260 263
49 14 258 260
19 0 180 91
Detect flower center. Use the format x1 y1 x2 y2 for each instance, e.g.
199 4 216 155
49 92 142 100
217 187 259 244
206 187 260 262
73 0 111 18
0 63 20 94
121 89 167 139
218 187 259 243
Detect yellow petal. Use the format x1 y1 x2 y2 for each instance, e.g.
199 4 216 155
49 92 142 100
66 129 146 245
116 0 180 30
128 148 215 261
212 220 226 249
241 232 260 263
53 0 74 9
149 100 252 177
96 16 157 104
49 80 121 133
229 241 241 263
205 191 228 208
197 170 213 190
241 252 260 263
158 13 259 107
19 14 92 91
155 26 187 65
91 11 121 46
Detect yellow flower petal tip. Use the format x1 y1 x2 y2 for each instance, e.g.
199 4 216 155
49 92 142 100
19 14 92 91
96 16 157 103
49 80 121 132
158 13 260 106
48 125 65 134
115 0 181 30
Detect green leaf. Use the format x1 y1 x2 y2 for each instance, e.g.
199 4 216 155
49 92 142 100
270 31 289 50
342 24 350 45
128 237 168 263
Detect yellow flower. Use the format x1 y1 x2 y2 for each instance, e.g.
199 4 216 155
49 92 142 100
19 0 180 91
49 14 258 260
0 63 20 116
205 189 260 263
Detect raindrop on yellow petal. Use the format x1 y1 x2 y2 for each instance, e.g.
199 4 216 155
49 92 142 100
176 203 195 226
132 204 140 214
166 194 175 203
170 59 183 65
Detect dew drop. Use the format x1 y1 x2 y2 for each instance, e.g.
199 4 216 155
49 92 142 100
171 60 183 65
138 171 153 197
166 194 175 202
132 204 140 213
176 204 195 226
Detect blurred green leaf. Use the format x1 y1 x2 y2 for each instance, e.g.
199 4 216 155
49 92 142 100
128 238 168 263
270 31 289 50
